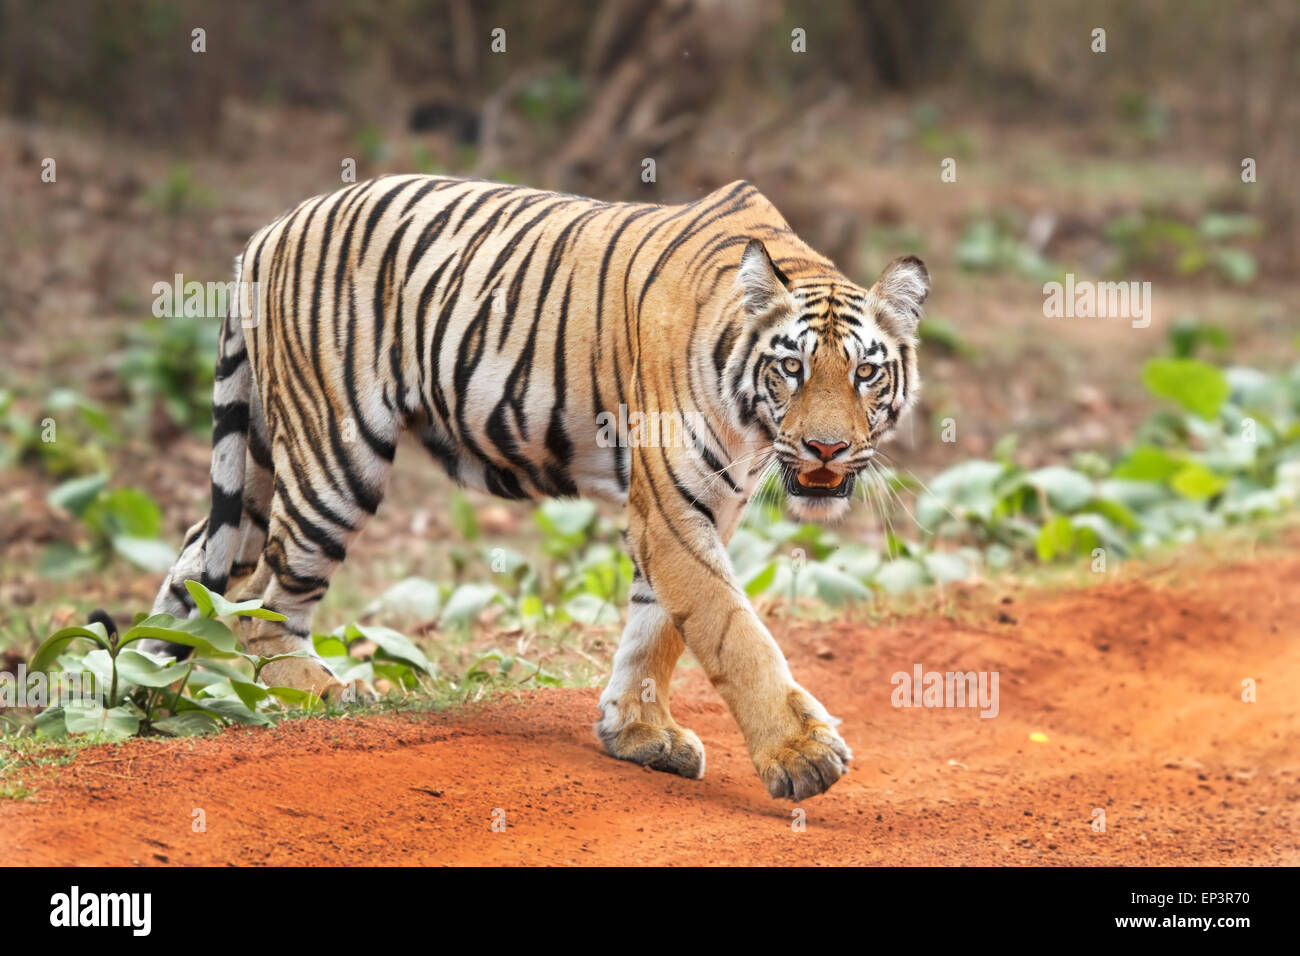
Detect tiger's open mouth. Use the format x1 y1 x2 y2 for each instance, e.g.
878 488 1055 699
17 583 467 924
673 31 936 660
785 466 855 499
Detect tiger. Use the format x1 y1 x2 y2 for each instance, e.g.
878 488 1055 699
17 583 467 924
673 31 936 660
138 174 929 801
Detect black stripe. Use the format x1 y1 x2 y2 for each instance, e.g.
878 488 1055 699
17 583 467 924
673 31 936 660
209 482 242 530
273 477 348 563
211 400 249 444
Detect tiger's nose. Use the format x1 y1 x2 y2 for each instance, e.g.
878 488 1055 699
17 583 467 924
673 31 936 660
804 439 849 462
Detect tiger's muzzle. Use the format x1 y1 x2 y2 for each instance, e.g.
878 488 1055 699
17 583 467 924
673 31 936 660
784 465 856 499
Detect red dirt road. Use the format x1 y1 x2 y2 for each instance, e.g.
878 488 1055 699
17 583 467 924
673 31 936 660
5 555 1299 866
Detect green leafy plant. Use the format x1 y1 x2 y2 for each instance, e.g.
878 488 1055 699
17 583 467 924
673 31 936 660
118 317 220 434
1168 315 1232 359
955 214 1059 281
26 582 440 742
915 357 1300 563
466 648 562 687
41 473 175 576
0 387 115 476
1105 210 1261 284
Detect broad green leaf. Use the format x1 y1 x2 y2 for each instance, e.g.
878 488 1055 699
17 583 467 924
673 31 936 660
581 561 620 601
917 459 1007 526
743 560 778 597
363 577 443 620
34 705 67 738
193 695 272 726
114 650 193 688
188 656 251 681
829 546 882 581
873 559 927 594
728 528 778 575
1097 479 1170 513
79 649 115 691
922 552 971 583
564 593 619 626
1141 358 1229 420
185 580 287 621
536 499 596 541
349 624 435 675
1170 463 1227 500
119 614 239 656
227 678 269 710
373 659 420 688
1225 365 1278 407
313 634 350 657
265 686 325 711
186 580 216 616
64 703 141 740
439 583 498 627
808 564 872 605
88 487 162 538
985 544 1014 569
1035 515 1074 562
47 473 107 517
1025 466 1094 512
1078 498 1142 532
182 670 227 691
30 623 111 673
1068 519 1103 556
112 536 176 572
153 712 222 736
1112 446 1183 482
321 657 374 684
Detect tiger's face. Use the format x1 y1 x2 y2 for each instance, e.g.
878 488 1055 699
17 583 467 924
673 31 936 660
727 241 929 521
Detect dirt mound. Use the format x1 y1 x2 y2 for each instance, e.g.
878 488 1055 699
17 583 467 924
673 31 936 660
4 556 1298 866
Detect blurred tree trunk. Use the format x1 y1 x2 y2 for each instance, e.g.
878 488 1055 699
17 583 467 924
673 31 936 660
447 0 478 83
545 0 772 193
856 0 966 89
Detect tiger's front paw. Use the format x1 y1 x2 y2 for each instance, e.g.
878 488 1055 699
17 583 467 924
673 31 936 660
596 717 706 780
259 656 345 700
753 689 852 800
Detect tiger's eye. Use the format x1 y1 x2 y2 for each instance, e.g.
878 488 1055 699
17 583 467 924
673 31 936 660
782 357 803 376
857 363 879 381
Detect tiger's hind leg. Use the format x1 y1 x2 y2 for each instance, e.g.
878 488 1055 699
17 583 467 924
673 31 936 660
223 388 275 594
237 431 394 698
139 390 275 658
595 569 706 779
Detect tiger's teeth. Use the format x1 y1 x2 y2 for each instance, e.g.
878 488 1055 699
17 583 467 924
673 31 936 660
796 471 845 489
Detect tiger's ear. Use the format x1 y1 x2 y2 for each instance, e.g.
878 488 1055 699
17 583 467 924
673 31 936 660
737 239 793 317
871 255 930 340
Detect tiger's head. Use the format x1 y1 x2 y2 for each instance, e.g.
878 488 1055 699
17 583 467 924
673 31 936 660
725 239 929 521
